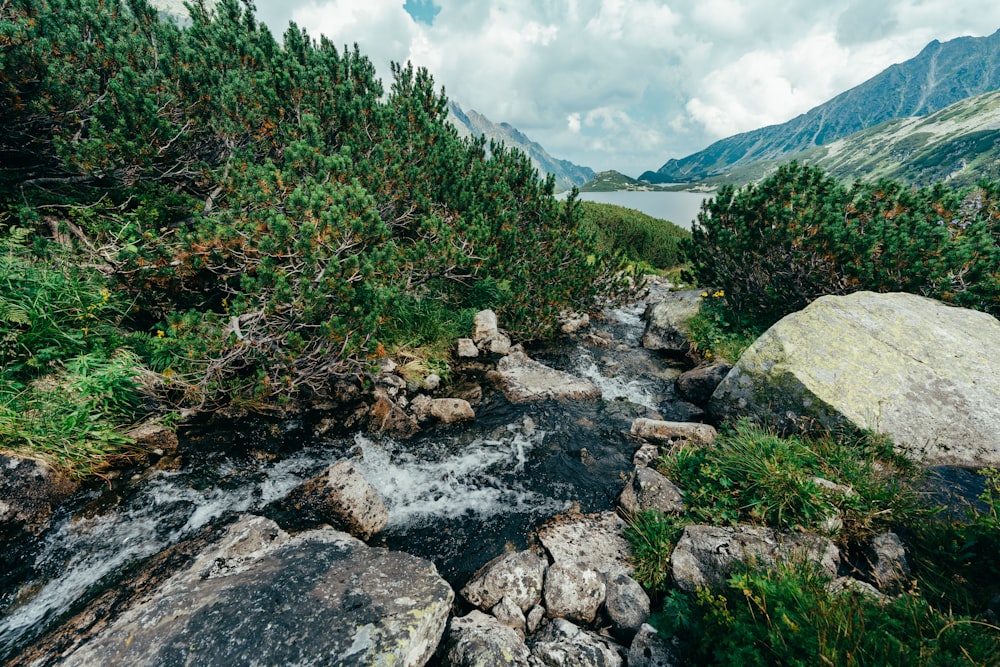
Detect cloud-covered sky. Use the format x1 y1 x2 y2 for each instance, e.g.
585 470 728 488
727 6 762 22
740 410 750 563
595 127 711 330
251 1 1000 176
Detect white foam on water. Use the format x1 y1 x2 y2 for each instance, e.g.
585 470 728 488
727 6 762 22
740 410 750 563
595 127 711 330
572 348 661 411
604 302 646 345
351 426 568 529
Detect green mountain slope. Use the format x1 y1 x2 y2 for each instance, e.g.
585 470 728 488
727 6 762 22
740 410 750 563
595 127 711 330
641 29 1000 184
448 101 594 191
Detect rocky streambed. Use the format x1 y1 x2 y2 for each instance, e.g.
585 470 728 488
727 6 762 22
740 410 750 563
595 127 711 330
3 283 999 665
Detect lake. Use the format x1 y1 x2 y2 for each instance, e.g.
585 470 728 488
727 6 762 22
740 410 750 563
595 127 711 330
569 190 713 230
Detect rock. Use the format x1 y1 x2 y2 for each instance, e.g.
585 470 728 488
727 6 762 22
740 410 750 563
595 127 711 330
628 624 679 667
866 532 910 593
0 454 79 540
632 443 660 467
617 466 685 515
529 618 622 667
492 595 527 636
461 549 547 613
676 362 733 405
410 393 433 421
473 309 500 343
709 291 1000 466
127 421 179 454
280 460 388 540
526 605 546 634
429 398 476 424
630 418 717 448
827 576 888 602
671 524 840 593
543 561 606 625
442 610 531 667
809 476 857 497
457 338 480 358
422 373 441 391
31 516 453 667
370 387 420 437
604 574 650 639
560 313 591 334
536 511 633 578
491 351 601 403
641 290 703 353
482 332 513 356
453 383 484 405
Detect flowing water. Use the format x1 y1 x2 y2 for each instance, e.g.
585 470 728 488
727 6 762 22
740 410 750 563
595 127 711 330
0 293 691 660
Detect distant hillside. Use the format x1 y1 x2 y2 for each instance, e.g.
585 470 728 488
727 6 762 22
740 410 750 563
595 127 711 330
581 170 649 191
448 102 594 191
641 29 1000 184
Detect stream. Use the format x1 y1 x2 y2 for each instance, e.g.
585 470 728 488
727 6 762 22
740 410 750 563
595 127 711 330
0 288 697 661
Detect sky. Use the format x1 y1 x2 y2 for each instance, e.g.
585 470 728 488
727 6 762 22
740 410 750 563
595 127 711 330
250 1 1000 176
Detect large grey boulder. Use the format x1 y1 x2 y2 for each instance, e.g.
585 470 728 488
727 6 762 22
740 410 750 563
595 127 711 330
529 618 622 667
442 610 531 667
0 454 78 540
280 460 388 540
29 516 453 667
671 524 840 593
710 291 1000 466
604 574 650 639
461 549 548 613
491 351 601 403
641 290 703 353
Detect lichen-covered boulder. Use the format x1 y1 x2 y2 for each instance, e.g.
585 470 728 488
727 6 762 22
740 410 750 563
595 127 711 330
442 610 531 667
536 511 633 578
491 352 601 403
543 561 606 625
460 549 547 613
28 516 453 667
280 460 388 540
641 290 703 354
710 291 1000 466
529 618 622 667
671 524 840 593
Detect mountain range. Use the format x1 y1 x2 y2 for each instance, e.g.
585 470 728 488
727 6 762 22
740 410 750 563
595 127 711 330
641 29 1000 185
447 101 594 191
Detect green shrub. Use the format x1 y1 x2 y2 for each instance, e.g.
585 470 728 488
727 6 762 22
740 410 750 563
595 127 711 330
578 201 690 270
684 293 763 362
624 510 687 592
683 162 1000 331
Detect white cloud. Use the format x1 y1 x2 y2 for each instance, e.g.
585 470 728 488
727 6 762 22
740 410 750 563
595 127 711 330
257 0 1000 175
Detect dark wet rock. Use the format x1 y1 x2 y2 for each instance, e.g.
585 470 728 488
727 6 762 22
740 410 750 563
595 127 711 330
677 361 732 404
627 624 680 667
543 561 606 625
491 351 601 403
461 549 547 613
630 418 717 449
16 516 453 667
279 460 388 540
370 387 420 437
641 290 703 354
709 291 1000 466
0 454 78 541
672 524 840 593
442 610 531 667
617 466 685 516
528 618 622 667
536 511 633 578
603 574 650 640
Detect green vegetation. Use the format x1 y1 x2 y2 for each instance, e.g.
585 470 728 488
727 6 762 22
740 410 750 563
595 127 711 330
0 0 631 473
578 201 689 272
625 422 1000 665
682 162 1000 356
